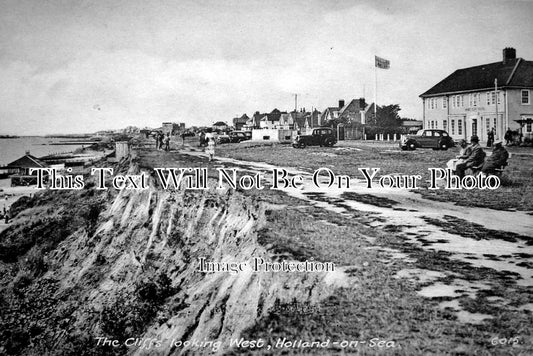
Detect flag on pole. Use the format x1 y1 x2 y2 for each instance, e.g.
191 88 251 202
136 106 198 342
375 55 390 69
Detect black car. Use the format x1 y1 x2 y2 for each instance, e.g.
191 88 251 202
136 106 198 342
400 129 455 150
229 131 251 143
293 128 337 148
215 134 231 144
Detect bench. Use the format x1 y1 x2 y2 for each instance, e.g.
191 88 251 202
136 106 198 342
470 152 511 176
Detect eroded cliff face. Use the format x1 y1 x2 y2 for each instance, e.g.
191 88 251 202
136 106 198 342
0 159 345 355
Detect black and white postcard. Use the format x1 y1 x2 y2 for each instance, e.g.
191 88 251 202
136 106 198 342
0 1 532 355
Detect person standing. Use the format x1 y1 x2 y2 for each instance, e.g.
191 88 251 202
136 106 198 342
454 135 485 178
158 132 164 151
164 133 170 151
205 137 215 161
199 131 206 147
504 128 512 145
487 128 494 147
154 132 160 149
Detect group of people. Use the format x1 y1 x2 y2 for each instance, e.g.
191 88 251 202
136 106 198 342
504 128 523 146
152 131 215 161
447 135 509 178
154 132 171 151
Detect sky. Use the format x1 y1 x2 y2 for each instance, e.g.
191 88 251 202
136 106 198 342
1 0 533 135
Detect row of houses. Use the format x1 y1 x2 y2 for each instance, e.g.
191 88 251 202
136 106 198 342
227 47 532 143
231 98 378 132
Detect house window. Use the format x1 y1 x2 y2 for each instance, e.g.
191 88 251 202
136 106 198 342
443 120 447 131
526 122 531 132
451 119 455 135
472 93 478 107
458 119 463 135
443 97 447 109
522 90 530 104
487 92 497 105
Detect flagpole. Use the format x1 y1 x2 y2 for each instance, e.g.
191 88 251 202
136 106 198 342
374 59 377 125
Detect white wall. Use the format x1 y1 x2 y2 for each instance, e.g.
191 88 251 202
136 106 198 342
251 129 296 142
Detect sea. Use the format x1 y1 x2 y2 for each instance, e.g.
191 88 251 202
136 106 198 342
0 137 85 166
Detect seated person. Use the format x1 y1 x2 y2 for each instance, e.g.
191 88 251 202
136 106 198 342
455 135 485 178
447 139 471 171
482 140 509 174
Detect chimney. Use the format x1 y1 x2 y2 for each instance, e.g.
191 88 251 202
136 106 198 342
358 98 366 109
503 47 516 64
338 100 345 109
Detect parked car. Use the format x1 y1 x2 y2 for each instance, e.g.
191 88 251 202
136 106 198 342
293 127 337 148
216 134 231 144
399 129 455 150
229 131 251 143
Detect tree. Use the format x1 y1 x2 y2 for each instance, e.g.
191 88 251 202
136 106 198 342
376 104 402 129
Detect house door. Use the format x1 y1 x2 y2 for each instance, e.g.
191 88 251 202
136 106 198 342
337 125 345 140
472 119 478 138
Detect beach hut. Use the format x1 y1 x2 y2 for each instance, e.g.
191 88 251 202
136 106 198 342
6 153 49 186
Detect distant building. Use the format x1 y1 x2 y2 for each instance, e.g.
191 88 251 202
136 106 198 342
212 121 229 132
7 153 49 186
244 111 263 130
291 110 312 133
338 98 370 125
401 119 424 133
420 48 533 141
7 153 48 175
320 99 375 139
233 114 250 130
278 113 294 130
321 104 341 125
162 122 181 135
122 126 140 134
255 109 286 129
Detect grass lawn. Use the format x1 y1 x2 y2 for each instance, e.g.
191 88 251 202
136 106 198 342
214 140 533 211
232 187 533 355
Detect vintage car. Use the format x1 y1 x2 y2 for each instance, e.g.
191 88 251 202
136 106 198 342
399 129 455 150
293 127 337 148
215 134 231 144
229 131 251 143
